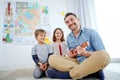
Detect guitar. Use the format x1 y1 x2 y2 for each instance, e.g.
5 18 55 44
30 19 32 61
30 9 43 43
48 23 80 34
4 2 13 27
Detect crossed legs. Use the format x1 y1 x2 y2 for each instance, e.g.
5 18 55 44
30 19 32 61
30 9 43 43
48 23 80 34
48 50 110 79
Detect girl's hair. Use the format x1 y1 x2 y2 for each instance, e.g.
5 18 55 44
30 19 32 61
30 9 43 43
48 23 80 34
52 28 65 42
34 29 46 38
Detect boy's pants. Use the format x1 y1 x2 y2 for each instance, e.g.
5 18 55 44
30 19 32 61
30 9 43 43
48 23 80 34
48 50 110 79
33 65 51 79
33 65 43 78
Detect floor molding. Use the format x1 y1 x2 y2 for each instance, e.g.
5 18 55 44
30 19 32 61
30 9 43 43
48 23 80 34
110 58 120 63
0 64 34 71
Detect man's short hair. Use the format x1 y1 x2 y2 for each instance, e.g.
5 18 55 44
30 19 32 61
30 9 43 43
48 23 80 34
64 12 77 20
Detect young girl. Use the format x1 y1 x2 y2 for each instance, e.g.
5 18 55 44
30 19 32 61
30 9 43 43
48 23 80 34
46 28 74 79
52 28 68 56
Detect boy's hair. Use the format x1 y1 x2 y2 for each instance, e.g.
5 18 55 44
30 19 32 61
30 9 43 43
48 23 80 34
34 29 46 38
64 12 77 20
52 28 65 42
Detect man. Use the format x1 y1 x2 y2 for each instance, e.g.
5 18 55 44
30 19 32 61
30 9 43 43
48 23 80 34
47 12 110 80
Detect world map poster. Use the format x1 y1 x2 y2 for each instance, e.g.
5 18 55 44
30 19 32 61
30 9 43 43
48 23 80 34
3 2 50 44
14 2 41 44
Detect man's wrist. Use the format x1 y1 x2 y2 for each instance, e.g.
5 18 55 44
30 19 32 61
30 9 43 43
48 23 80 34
86 52 92 57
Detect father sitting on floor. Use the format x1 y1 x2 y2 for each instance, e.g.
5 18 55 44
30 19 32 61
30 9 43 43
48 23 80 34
46 12 111 80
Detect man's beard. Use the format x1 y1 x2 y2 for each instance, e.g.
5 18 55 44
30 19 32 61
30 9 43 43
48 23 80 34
69 23 78 31
72 25 78 31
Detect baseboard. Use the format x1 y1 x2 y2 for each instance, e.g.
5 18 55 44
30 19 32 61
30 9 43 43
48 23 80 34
110 58 120 63
0 58 119 71
0 64 34 71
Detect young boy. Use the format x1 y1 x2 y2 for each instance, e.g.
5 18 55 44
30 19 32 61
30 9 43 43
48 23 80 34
31 29 53 79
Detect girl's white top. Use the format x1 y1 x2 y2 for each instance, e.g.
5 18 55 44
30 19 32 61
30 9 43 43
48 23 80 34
52 41 68 56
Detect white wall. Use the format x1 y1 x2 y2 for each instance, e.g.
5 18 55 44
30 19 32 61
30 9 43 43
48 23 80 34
94 0 120 58
0 0 69 71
